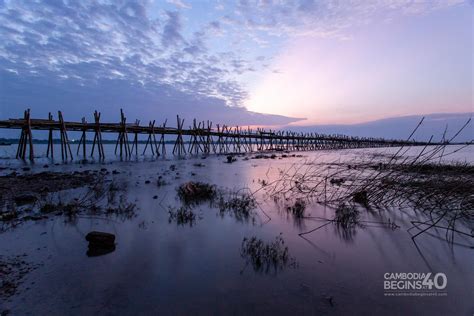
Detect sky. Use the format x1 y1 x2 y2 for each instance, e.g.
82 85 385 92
0 0 472 129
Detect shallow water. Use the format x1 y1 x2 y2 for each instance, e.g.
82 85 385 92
1 142 473 166
0 145 473 315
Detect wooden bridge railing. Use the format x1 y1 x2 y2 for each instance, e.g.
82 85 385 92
0 109 433 161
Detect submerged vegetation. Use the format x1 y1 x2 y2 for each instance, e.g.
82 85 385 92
265 120 474 245
334 203 360 229
168 206 196 226
177 181 217 205
217 191 257 222
286 198 307 218
0 172 137 231
173 181 260 223
240 234 297 273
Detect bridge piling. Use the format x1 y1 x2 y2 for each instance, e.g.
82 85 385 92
0 109 438 162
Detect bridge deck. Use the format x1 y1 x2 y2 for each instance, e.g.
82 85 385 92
0 109 432 161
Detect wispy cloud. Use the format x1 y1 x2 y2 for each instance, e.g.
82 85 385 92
0 0 467 127
229 0 466 39
166 0 192 10
0 0 254 107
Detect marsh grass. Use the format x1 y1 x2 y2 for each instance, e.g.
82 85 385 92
264 125 474 244
177 181 217 205
240 234 297 273
173 182 263 224
168 206 196 226
334 203 360 229
2 175 138 230
106 196 137 221
286 199 306 218
217 191 257 222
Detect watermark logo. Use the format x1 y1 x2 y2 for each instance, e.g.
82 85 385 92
384 272 447 297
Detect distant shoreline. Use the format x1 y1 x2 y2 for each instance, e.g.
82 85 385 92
0 138 178 145
0 138 470 146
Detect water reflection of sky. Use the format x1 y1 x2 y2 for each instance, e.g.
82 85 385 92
1 146 473 315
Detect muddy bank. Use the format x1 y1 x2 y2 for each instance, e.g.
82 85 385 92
0 171 97 199
0 169 140 233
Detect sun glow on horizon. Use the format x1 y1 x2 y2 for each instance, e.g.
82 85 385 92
245 4 472 126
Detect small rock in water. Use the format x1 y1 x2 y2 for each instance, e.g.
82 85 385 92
226 155 236 163
87 245 116 257
22 167 31 171
112 170 120 174
43 164 49 168
86 231 115 245
85 231 116 257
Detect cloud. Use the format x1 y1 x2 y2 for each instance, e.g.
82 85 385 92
162 11 184 47
0 70 304 135
229 0 466 39
166 0 192 10
0 0 467 131
0 0 256 107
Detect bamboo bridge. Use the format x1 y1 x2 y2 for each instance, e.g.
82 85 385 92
0 109 432 161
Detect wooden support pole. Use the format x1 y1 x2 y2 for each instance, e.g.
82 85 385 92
131 119 140 156
57 111 73 160
173 116 185 156
76 117 87 158
46 113 54 159
158 119 167 156
91 111 104 159
143 120 155 156
26 109 34 160
5 108 431 162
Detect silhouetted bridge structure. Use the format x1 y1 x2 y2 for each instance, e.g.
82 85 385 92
0 109 432 161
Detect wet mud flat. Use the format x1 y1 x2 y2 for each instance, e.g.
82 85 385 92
0 147 473 315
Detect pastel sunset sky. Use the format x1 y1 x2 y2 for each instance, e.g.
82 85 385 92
0 0 472 127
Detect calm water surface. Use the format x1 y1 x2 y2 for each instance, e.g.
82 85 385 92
0 145 472 315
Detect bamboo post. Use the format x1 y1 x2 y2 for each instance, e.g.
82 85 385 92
173 115 185 156
129 119 140 156
76 117 87 158
91 111 104 159
16 110 26 159
223 125 230 153
26 109 34 160
143 120 156 156
158 119 167 156
57 111 72 160
16 109 34 160
216 124 223 154
115 109 131 157
46 112 54 159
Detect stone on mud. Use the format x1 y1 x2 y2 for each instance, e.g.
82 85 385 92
85 231 116 257
85 231 115 246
